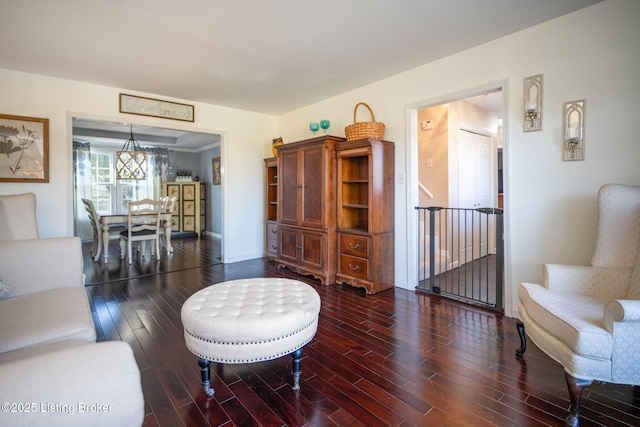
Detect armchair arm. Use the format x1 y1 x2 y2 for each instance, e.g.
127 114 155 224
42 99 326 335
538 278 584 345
604 299 640 384
0 237 84 298
604 299 640 327
543 264 630 298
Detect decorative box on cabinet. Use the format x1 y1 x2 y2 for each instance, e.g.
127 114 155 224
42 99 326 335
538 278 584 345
264 158 278 260
162 182 206 237
275 135 345 284
335 138 395 294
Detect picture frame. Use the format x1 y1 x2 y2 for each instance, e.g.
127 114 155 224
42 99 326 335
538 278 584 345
212 157 221 185
0 114 49 182
119 93 194 122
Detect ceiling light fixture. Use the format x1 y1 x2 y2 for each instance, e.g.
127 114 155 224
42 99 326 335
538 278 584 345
116 126 146 180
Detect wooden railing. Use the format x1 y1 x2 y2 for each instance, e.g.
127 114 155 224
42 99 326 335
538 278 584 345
418 181 434 199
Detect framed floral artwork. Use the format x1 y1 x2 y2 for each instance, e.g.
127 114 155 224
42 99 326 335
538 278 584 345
0 114 49 182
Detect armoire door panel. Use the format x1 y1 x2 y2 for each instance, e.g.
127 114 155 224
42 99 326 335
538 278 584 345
279 150 299 225
301 231 323 269
302 146 324 227
279 227 299 262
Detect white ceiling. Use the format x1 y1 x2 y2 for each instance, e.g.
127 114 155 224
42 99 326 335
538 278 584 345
1 0 601 116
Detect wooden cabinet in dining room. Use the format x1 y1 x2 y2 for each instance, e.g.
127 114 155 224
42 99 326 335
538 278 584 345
335 138 395 294
275 135 345 284
162 182 206 237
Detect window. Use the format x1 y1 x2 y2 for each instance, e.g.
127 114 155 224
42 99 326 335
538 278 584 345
90 148 156 212
91 151 114 211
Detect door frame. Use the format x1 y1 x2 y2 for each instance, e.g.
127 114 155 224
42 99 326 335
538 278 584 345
67 111 225 262
404 79 512 314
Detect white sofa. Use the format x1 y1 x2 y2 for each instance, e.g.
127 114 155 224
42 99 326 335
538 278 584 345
0 237 144 426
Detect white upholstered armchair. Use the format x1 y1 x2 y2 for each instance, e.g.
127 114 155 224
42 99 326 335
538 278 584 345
517 183 640 426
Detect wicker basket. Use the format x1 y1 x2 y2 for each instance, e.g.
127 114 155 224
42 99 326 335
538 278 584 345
344 102 385 141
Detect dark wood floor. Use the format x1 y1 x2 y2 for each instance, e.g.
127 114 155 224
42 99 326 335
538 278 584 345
84 236 640 426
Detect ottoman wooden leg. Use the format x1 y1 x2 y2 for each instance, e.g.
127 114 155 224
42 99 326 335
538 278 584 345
291 348 303 390
198 358 214 396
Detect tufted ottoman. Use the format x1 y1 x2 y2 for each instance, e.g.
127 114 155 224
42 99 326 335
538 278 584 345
181 278 321 396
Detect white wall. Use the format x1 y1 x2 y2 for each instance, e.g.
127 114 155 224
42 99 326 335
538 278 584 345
0 69 277 263
199 145 222 237
277 0 640 316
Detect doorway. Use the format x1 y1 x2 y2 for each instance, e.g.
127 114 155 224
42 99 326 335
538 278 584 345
407 82 509 312
71 116 224 273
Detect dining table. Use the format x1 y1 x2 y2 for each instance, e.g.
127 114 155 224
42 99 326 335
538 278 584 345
98 211 173 261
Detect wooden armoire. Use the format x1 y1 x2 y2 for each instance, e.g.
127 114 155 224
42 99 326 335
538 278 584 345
270 135 395 293
275 135 344 284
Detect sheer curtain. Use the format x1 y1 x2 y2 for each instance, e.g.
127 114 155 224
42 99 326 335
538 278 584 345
141 146 170 199
72 141 169 241
73 140 93 240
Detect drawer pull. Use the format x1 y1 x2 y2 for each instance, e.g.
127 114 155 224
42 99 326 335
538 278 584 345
348 242 360 249
271 244 277 249
271 229 277 234
349 264 360 271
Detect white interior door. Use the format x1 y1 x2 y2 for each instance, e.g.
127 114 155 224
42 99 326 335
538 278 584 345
458 129 493 262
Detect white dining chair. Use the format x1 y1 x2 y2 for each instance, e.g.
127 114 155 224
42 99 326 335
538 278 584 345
160 196 177 253
119 199 162 264
81 198 126 262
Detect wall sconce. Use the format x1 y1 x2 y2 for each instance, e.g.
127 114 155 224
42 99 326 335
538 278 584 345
116 126 147 179
562 99 586 161
523 74 543 132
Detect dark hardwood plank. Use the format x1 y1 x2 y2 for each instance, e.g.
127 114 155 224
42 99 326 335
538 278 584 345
82 237 640 426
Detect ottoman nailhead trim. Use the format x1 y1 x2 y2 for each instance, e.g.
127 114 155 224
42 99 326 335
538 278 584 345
186 336 315 364
185 319 317 346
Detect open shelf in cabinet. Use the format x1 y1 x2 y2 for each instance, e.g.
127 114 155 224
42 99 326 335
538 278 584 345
266 160 278 221
340 155 369 232
341 155 369 181
335 138 394 294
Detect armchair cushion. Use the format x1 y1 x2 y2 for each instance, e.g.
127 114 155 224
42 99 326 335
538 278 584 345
0 237 84 297
0 287 96 353
0 193 39 240
591 184 640 269
543 264 630 298
519 282 612 360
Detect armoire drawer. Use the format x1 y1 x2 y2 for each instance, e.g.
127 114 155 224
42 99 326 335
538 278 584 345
339 233 369 258
338 254 369 280
266 222 278 237
266 238 278 255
